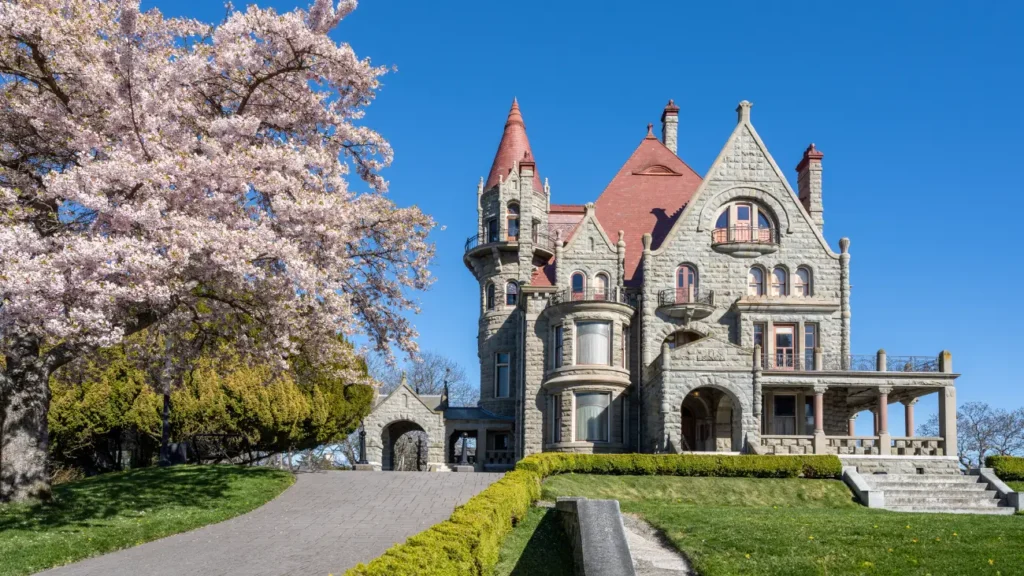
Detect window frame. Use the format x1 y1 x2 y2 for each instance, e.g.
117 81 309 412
570 272 586 300
676 264 697 303
487 218 499 243
772 394 797 435
494 352 510 398
748 266 765 296
505 281 519 306
594 273 610 301
795 267 811 297
575 320 613 366
553 325 564 369
506 202 520 241
771 267 789 297
548 394 562 443
485 282 496 310
804 323 818 370
574 391 611 443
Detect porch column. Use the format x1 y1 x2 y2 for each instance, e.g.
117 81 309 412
812 386 827 454
905 398 917 437
877 387 892 455
847 413 857 436
938 386 957 457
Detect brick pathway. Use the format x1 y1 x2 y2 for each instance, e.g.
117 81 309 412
40 471 502 576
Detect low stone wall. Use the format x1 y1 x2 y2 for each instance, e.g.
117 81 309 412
761 435 814 455
556 497 636 576
828 436 880 455
890 437 945 456
840 456 961 475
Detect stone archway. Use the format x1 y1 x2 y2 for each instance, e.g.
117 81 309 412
680 387 742 452
382 420 428 471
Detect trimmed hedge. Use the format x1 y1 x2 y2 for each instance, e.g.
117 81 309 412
985 455 1024 481
343 453 843 576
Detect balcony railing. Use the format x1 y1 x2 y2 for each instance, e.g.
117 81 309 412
465 230 556 253
550 287 629 306
657 287 714 307
761 351 941 373
711 226 778 245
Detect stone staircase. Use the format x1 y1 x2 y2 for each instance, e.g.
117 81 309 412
862 473 1016 515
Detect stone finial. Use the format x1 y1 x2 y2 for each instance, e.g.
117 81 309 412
645 123 656 139
736 100 753 123
617 230 625 247
839 237 850 253
642 232 652 251
477 177 483 194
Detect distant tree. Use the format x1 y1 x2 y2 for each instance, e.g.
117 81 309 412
919 401 1024 469
372 351 477 407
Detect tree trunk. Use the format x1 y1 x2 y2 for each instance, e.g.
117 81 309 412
0 341 53 503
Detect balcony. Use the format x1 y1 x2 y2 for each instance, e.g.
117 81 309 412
657 287 715 321
464 230 556 261
711 226 778 257
761 351 941 373
550 287 630 306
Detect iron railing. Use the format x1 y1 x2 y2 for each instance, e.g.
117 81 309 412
464 230 556 253
550 287 629 306
711 226 778 245
657 287 714 307
763 351 817 371
816 354 940 372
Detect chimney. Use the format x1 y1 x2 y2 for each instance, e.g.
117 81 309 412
796 143 824 231
661 99 680 155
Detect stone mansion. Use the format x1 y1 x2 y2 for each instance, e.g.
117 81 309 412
362 98 960 474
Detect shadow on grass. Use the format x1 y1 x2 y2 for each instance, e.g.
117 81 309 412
0 465 279 532
509 508 574 576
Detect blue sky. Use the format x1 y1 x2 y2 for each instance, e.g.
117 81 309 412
151 0 1021 433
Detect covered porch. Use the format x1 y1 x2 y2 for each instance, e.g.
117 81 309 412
443 406 515 472
755 349 959 457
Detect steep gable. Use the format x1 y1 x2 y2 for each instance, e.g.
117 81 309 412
595 126 702 285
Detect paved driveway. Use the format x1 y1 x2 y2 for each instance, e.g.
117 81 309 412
40 471 503 576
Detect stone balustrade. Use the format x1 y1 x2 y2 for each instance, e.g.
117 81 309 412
761 435 814 454
890 436 945 456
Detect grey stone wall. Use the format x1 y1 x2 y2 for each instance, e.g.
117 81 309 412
362 384 446 469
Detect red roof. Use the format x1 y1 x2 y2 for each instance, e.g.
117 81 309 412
594 128 702 285
485 99 544 194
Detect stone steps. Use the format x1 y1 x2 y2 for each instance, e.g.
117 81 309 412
862 473 1015 515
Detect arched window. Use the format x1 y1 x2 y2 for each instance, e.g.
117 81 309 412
506 281 519 306
747 267 764 296
713 202 776 244
594 273 609 301
795 267 811 297
675 264 697 303
771 267 788 297
506 203 520 241
486 282 496 310
571 272 586 301
666 330 702 349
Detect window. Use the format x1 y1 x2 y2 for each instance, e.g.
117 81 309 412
753 322 765 348
774 325 795 369
748 267 764 296
713 202 776 243
531 219 541 243
495 353 510 397
576 321 611 365
622 326 630 370
487 219 498 243
676 264 697 303
506 203 520 241
771 267 788 297
772 395 796 435
571 272 586 300
594 273 609 301
548 394 562 443
505 281 518 306
804 397 815 434
575 392 610 442
795 267 811 297
553 325 564 369
493 432 511 451
486 283 496 310
804 324 817 369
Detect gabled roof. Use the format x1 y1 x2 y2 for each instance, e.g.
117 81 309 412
484 98 544 194
594 125 703 285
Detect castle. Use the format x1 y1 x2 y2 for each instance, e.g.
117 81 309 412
362 98 960 475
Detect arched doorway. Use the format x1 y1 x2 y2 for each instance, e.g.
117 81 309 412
382 420 428 471
680 387 741 452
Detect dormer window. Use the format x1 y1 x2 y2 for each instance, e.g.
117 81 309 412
571 272 586 301
507 203 520 241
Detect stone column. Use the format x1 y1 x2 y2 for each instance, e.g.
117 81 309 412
812 386 827 454
905 398 918 437
839 238 851 368
847 414 857 437
939 386 958 457
877 387 891 456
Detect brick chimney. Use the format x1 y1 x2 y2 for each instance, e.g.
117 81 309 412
796 143 824 231
661 99 679 155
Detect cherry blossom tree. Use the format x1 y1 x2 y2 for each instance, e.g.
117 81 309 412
0 0 434 502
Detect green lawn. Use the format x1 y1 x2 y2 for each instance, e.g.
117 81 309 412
540 475 1024 576
1008 481 1024 492
0 465 293 576
494 507 574 576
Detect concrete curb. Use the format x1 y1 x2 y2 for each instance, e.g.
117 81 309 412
842 466 885 508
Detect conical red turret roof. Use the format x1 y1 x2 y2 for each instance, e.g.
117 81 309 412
485 98 543 193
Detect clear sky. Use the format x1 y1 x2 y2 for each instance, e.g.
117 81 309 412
150 0 1022 433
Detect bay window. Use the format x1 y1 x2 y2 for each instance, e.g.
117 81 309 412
576 321 611 365
575 392 610 442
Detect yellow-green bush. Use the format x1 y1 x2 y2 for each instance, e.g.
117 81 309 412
986 455 1024 481
343 453 842 575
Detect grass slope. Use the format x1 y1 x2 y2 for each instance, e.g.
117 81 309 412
494 507 574 576
542 475 1024 576
0 465 293 576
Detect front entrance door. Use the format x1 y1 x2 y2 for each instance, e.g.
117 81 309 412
676 265 696 303
774 325 795 369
